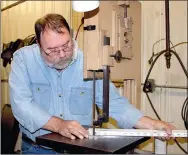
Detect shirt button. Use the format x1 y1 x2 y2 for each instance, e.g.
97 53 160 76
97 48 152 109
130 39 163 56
59 94 62 97
60 114 63 117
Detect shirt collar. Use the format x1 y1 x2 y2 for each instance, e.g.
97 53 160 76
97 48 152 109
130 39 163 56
69 38 78 65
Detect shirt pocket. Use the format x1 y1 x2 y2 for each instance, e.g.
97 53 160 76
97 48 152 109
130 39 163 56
31 83 52 111
69 87 92 115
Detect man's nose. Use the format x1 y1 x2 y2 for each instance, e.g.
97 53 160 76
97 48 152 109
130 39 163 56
59 50 66 58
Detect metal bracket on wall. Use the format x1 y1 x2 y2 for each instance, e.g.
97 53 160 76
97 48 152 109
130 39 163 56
142 79 188 93
1 79 8 83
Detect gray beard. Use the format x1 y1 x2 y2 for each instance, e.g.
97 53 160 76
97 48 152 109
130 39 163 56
40 53 73 70
45 59 72 70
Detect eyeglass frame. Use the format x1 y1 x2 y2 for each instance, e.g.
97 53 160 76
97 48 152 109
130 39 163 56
40 38 74 56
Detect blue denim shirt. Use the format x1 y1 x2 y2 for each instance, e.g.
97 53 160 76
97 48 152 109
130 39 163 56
9 40 143 142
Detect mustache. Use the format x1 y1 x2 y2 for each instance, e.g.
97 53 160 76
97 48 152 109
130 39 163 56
56 57 73 63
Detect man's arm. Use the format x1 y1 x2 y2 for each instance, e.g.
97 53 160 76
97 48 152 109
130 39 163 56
134 116 176 140
9 50 52 133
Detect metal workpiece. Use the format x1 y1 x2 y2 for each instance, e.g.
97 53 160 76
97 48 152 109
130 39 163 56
88 128 188 138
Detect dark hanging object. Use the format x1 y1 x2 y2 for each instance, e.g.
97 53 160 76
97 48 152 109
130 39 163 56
1 35 37 67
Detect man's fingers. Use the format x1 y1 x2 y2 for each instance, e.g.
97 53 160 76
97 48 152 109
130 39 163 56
60 131 76 140
159 125 172 136
157 135 171 141
58 120 89 139
165 127 172 135
157 137 164 141
164 135 170 140
160 137 166 141
72 122 89 138
76 126 89 138
67 132 76 140
161 127 171 140
70 128 84 139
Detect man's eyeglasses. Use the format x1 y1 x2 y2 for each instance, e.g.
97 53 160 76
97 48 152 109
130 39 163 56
41 39 74 56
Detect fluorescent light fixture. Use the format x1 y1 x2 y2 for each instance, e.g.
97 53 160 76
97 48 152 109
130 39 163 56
72 1 99 12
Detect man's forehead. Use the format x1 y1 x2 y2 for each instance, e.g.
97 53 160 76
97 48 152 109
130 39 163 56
40 28 70 49
42 27 68 36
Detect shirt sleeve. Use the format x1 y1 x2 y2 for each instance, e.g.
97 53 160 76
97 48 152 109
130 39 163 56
9 49 52 133
96 80 144 129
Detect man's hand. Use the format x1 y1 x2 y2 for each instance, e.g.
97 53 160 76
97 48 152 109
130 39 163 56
43 116 89 140
152 120 176 141
134 116 176 140
57 120 89 140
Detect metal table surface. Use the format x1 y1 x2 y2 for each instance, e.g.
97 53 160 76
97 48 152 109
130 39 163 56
36 133 150 154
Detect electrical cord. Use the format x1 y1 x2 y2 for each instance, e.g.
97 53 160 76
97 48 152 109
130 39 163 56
181 97 188 129
144 42 188 85
75 17 84 41
149 38 169 64
148 40 188 65
143 42 188 154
